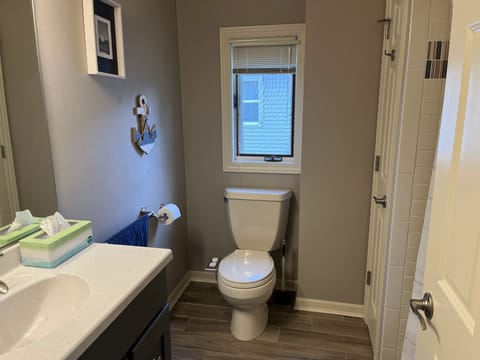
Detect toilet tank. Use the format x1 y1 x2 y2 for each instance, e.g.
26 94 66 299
224 188 292 251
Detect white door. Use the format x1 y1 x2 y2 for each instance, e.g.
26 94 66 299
416 0 480 358
0 54 19 226
364 0 409 355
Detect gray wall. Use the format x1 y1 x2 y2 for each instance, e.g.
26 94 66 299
297 0 384 304
176 0 305 280
177 0 384 304
11 0 385 304
33 0 188 292
0 0 58 217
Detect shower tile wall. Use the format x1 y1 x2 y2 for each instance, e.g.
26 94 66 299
380 0 452 359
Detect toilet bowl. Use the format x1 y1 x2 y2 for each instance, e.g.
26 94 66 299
217 249 276 341
218 188 291 341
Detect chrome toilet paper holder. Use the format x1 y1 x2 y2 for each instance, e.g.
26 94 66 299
139 203 181 225
139 205 169 221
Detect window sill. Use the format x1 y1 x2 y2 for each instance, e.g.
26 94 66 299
223 162 301 174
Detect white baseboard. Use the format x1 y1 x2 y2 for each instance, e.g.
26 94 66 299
169 271 361 320
189 270 217 283
188 270 297 290
168 270 216 309
168 270 300 309
168 272 191 309
295 297 364 318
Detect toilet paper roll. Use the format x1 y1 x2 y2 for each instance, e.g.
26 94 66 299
157 203 181 225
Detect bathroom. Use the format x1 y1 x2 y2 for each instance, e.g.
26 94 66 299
1 0 479 359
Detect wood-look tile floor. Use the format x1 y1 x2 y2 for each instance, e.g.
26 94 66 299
170 282 373 360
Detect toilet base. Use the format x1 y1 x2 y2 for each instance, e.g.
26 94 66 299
230 303 268 341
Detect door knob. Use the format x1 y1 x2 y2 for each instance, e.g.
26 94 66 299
410 292 434 331
373 195 387 208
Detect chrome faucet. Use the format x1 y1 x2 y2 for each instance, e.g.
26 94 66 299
0 253 8 295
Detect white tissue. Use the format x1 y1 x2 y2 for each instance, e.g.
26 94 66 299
7 210 36 233
157 203 181 225
40 212 71 237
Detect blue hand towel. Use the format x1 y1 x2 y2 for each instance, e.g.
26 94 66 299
105 215 149 247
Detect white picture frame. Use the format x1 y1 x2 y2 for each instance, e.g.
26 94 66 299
94 15 113 60
82 0 125 78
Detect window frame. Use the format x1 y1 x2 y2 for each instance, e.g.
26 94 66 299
220 24 305 174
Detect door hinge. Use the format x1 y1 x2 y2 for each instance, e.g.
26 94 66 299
375 155 381 172
0 145 5 159
366 271 372 286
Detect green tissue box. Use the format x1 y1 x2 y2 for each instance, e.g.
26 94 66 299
0 220 41 248
19 220 93 268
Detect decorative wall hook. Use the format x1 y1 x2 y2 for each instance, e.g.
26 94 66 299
131 95 157 154
377 18 391 39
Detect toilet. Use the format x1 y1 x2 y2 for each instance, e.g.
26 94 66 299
218 187 291 341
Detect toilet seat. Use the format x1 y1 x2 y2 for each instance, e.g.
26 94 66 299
218 249 275 289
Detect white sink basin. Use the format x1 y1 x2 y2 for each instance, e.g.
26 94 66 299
0 243 172 359
0 274 90 354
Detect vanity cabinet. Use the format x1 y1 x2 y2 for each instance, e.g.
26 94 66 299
79 269 171 360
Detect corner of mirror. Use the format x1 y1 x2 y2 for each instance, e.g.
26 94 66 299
0 0 58 249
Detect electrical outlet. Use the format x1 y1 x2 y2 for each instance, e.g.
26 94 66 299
204 257 219 272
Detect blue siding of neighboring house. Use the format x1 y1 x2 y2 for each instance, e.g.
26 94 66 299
238 74 293 155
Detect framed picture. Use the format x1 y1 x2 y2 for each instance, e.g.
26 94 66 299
83 0 125 78
94 15 113 60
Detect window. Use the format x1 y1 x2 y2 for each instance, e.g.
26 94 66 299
220 24 305 174
238 75 261 126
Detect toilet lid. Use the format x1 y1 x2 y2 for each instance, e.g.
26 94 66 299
218 250 274 287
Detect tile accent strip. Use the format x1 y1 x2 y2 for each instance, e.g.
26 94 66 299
425 41 449 79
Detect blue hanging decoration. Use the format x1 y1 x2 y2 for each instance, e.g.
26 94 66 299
131 95 157 155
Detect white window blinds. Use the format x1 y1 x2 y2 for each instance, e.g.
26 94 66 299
232 45 297 74
232 42 297 157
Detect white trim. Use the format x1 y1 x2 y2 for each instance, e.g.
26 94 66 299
229 37 300 46
168 270 299 309
170 273 361 320
364 0 414 358
189 270 217 283
168 271 216 310
295 297 364 318
0 55 20 220
220 24 305 174
188 270 298 290
168 271 191 309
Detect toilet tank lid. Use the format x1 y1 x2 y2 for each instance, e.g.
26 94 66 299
224 187 292 201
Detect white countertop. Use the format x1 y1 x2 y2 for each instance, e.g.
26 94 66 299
0 243 172 359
